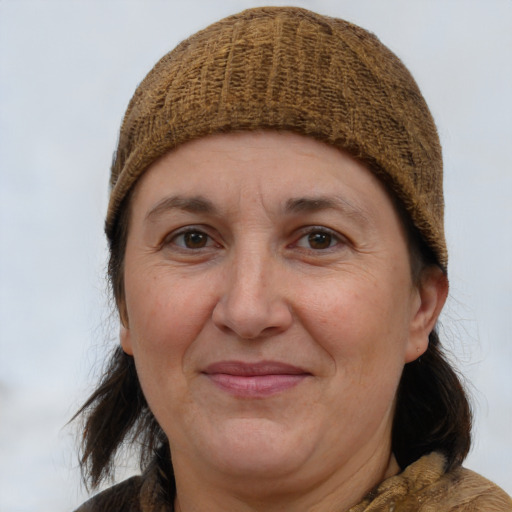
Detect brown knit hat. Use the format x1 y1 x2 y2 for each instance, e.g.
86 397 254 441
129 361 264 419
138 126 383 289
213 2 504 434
106 6 446 268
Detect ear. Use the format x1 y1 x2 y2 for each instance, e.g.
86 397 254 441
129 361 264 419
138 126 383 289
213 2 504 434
117 296 134 354
117 292 129 328
120 324 134 355
405 266 448 363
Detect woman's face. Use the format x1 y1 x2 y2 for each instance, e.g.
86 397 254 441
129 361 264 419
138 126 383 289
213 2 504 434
121 131 445 490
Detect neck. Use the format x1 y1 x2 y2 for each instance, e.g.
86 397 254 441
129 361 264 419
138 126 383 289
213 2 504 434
172 448 400 512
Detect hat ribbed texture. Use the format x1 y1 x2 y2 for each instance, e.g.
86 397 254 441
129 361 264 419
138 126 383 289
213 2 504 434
107 6 446 268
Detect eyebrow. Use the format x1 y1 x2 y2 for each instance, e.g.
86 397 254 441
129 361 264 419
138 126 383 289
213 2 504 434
285 196 370 224
145 195 217 222
145 193 370 225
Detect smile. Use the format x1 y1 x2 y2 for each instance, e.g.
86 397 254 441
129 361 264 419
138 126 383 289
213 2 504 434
202 361 311 398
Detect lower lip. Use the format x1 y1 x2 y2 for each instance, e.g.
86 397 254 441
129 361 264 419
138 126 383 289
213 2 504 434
205 373 308 398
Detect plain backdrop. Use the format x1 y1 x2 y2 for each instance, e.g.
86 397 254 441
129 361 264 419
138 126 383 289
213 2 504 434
0 1 511 510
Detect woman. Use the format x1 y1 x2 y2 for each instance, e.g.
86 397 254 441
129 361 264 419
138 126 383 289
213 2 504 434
74 7 512 511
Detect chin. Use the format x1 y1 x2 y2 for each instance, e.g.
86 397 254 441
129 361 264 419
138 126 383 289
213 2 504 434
187 417 315 479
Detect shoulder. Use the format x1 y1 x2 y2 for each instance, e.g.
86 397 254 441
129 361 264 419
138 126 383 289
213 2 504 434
417 464 512 511
74 452 174 511
74 476 143 512
354 452 512 512
395 453 512 511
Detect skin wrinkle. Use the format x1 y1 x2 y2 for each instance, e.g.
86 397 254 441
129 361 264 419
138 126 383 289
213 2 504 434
146 195 217 223
145 194 372 230
142 198 378 270
118 131 446 511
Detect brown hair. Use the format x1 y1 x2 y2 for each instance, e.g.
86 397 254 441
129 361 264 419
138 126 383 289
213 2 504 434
74 167 471 489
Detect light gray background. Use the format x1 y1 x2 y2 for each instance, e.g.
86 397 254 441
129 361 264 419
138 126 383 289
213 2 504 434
0 1 510 510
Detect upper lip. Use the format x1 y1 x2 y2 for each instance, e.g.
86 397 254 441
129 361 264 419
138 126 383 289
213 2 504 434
202 360 310 376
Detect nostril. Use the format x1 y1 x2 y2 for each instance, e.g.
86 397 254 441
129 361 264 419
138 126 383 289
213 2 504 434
211 295 293 340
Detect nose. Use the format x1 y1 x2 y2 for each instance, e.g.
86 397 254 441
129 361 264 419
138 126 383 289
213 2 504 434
212 250 293 340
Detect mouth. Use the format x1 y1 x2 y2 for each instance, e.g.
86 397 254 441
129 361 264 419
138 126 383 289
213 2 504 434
202 361 311 398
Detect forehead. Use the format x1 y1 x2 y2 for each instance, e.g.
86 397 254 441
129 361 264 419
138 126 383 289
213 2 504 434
130 131 395 222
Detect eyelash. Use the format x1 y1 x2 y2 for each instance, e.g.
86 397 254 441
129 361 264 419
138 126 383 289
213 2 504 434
163 225 346 253
292 226 346 252
164 227 219 250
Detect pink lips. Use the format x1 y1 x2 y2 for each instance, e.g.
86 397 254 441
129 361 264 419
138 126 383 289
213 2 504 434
202 361 310 398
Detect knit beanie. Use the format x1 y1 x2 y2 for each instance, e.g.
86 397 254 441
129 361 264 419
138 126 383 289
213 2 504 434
106 6 447 268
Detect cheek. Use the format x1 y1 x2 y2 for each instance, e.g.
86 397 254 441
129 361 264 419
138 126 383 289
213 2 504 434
124 269 217 367
124 272 220 425
297 272 412 376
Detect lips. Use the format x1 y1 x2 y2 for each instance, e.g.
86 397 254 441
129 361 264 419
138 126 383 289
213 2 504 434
202 361 310 398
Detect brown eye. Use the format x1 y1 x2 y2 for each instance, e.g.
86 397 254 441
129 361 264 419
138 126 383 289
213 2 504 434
172 230 212 249
294 228 342 251
184 232 208 248
307 232 333 250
